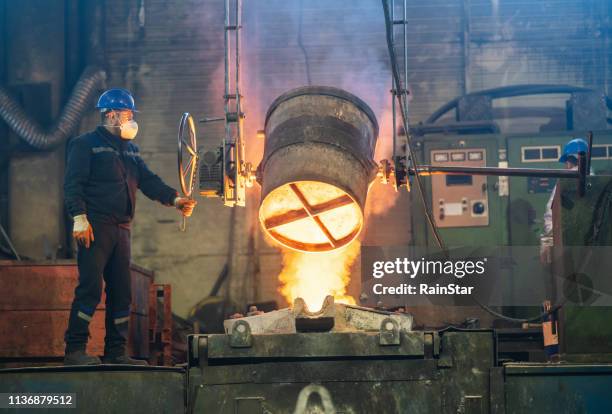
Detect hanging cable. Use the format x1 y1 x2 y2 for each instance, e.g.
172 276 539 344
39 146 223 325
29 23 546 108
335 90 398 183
472 296 564 323
297 0 312 86
381 0 446 252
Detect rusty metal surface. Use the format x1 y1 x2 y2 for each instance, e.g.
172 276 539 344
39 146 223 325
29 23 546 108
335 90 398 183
504 363 612 413
205 331 425 360
223 296 413 336
223 308 296 335
189 330 494 413
437 331 495 413
0 260 152 314
148 284 173 366
0 261 153 360
200 359 439 385
339 304 413 333
263 86 379 134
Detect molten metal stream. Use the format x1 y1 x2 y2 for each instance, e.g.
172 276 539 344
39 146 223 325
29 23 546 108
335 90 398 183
278 240 359 310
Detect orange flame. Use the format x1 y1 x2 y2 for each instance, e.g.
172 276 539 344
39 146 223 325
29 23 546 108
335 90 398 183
278 241 359 310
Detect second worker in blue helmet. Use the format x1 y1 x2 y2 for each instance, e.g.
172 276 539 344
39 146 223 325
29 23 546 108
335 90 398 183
63 88 197 365
540 137 588 264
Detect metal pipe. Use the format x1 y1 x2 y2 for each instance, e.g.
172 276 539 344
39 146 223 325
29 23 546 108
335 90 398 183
403 0 408 102
411 165 581 178
461 0 471 94
391 0 396 166
410 120 499 136
223 0 234 303
425 84 597 125
587 130 593 173
578 151 587 197
222 0 233 207
235 0 244 198
224 0 230 143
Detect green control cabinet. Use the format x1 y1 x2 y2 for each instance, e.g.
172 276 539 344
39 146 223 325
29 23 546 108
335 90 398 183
411 130 612 247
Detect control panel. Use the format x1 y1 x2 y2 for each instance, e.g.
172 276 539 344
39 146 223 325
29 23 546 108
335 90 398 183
431 148 489 228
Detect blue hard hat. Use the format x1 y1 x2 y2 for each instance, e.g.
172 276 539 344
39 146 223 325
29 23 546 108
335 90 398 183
96 88 138 112
559 138 588 163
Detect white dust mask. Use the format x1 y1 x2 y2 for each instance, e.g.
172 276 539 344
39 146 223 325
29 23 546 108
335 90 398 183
119 120 138 140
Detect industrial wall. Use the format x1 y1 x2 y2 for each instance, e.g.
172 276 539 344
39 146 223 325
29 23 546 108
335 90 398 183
1 0 610 319
1 1 68 262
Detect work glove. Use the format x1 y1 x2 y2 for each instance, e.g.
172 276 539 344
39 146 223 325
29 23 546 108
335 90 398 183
73 214 94 248
539 235 553 265
174 197 197 217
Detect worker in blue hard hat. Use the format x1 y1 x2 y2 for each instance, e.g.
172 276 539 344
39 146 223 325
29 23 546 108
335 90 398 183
96 88 140 140
540 138 589 263
558 138 589 166
63 88 196 365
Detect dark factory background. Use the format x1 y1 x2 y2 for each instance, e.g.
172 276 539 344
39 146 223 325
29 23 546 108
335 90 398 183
0 0 610 320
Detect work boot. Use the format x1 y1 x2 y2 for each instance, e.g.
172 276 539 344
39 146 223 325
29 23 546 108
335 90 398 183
101 354 149 366
64 350 101 366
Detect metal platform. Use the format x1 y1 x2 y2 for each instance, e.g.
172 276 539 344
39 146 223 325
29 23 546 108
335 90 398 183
0 365 185 413
2 332 612 413
504 363 612 413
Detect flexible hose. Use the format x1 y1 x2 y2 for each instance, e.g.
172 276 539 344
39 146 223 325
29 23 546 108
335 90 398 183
0 66 106 150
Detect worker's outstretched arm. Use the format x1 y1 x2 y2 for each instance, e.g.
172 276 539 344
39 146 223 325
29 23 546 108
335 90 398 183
135 147 196 216
135 150 178 206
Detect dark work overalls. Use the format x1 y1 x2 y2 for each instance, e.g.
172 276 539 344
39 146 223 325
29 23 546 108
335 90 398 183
63 127 177 356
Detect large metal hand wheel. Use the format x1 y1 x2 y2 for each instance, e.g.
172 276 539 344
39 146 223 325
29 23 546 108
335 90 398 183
177 113 198 231
178 113 198 196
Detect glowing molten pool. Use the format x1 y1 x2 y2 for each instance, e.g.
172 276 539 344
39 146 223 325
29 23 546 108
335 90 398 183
259 180 363 253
